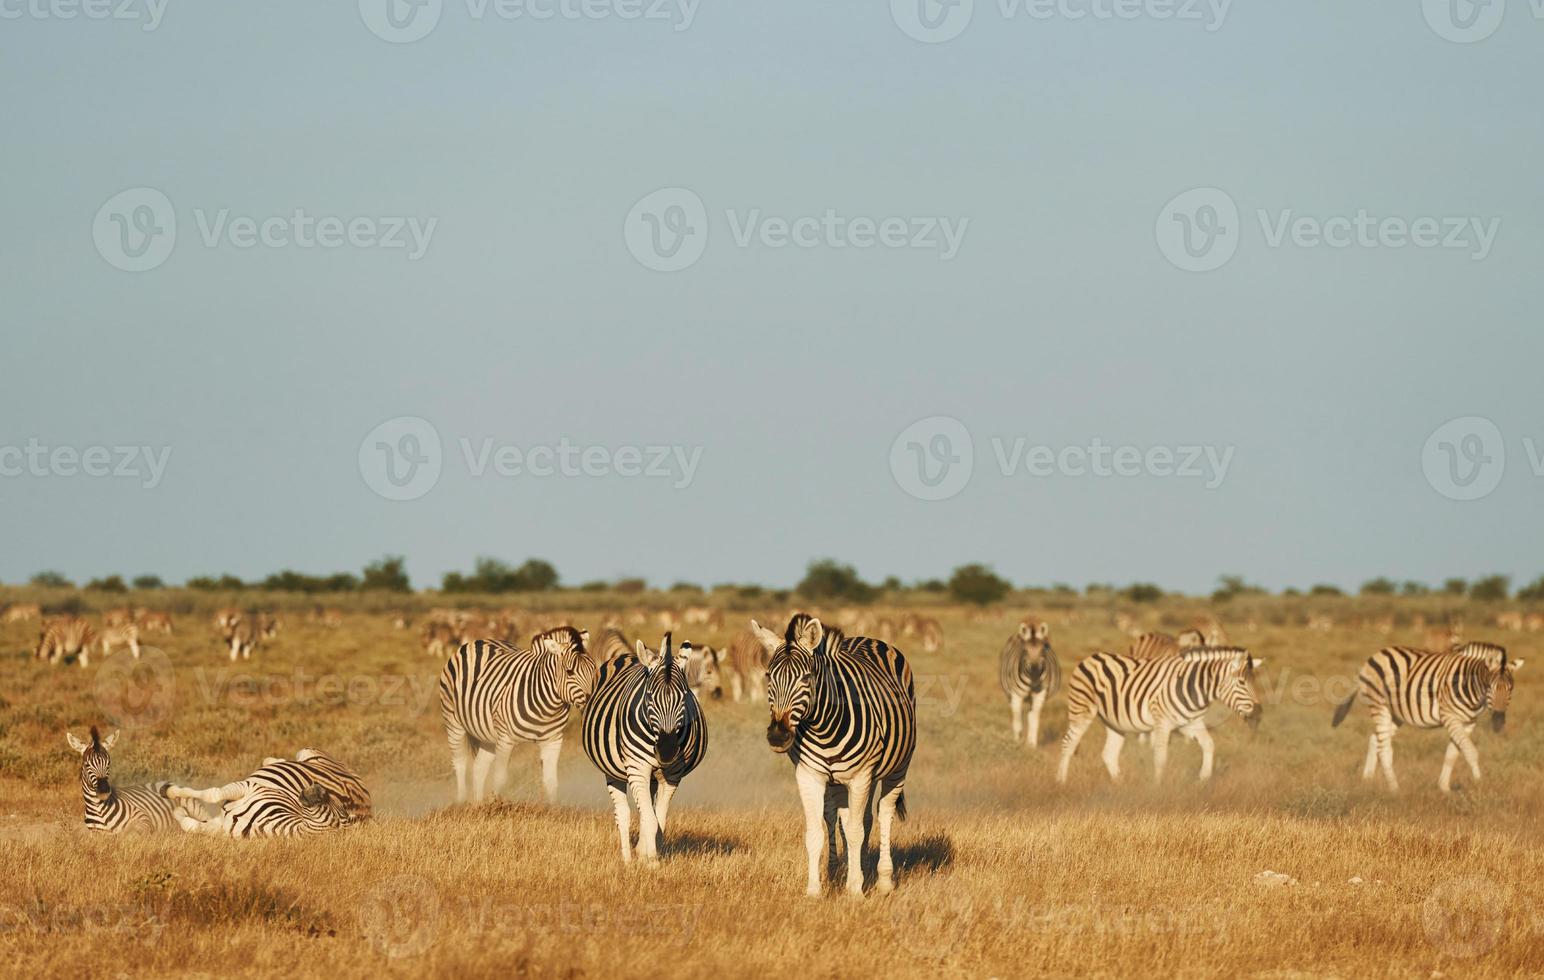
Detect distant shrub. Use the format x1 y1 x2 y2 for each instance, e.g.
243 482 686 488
1309 584 1343 596
1282 587 1302 597
1516 576 1544 602
1442 578 1468 596
669 582 703 593
1401 581 1430 596
260 570 359 593
187 575 245 591
1212 575 1265 603
131 575 165 590
949 564 1011 606
736 585 764 600
30 571 73 588
361 555 411 593
1359 578 1396 596
442 557 559 594
1469 575 1510 602
916 579 947 593
614 578 647 594
1122 583 1163 603
796 560 876 604
85 575 128 593
578 580 610 592
1050 583 1077 595
880 576 903 591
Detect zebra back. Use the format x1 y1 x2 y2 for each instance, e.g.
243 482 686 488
1069 647 1261 734
1353 645 1520 731
438 628 596 750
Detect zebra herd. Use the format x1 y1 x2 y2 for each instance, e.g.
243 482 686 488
1003 619 1523 793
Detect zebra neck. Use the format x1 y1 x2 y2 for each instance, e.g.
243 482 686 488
82 787 122 820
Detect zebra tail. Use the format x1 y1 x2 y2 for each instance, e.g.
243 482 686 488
1331 692 1357 727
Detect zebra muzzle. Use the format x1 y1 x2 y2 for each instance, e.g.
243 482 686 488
656 732 681 764
1491 712 1506 733
766 721 795 753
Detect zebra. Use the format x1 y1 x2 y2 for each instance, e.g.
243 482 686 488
164 749 371 837
594 626 634 667
67 727 179 833
438 626 596 803
999 619 1061 747
581 633 708 864
36 616 96 667
98 621 142 660
2 602 42 624
423 620 457 659
139 610 174 634
725 629 770 703
758 614 916 897
1127 629 1205 660
685 643 724 700
224 617 259 661
1331 642 1523 793
1057 646 1263 785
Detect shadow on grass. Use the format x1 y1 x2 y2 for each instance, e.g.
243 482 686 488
663 829 743 858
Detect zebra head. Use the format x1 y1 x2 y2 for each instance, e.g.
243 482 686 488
1220 652 1265 729
537 626 597 707
761 614 825 753
689 644 725 700
644 633 692 764
1489 654 1524 732
66 726 119 801
1017 620 1053 691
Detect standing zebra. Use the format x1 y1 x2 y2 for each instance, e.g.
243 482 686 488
684 643 724 700
1332 642 1523 792
1057 647 1263 785
581 633 708 864
36 616 96 667
725 629 770 703
999 619 1061 747
438 626 596 804
164 749 370 837
758 614 916 897
67 727 179 833
98 621 142 660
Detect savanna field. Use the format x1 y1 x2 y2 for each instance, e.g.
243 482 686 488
2 589 1540 979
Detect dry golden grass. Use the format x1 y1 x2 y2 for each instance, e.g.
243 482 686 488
1 594 1540 978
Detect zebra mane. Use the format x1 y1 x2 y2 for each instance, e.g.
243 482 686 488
661 633 675 681
1452 641 1505 658
1178 646 1251 664
89 726 102 748
784 613 815 647
535 625 584 649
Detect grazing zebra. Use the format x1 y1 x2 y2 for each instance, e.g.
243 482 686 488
36 616 96 667
581 633 708 863
3 602 42 624
165 749 371 837
1127 628 1205 660
725 629 770 703
98 621 142 660
224 618 259 661
438 626 596 803
999 620 1061 747
67 728 178 833
1332 643 1523 792
758 614 916 897
685 643 724 700
1057 647 1263 785
423 620 457 659
139 610 173 634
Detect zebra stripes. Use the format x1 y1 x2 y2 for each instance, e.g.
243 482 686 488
581 633 708 863
98 622 142 660
1057 646 1263 784
684 643 724 700
999 620 1061 747
594 626 633 667
67 728 178 833
438 626 596 803
1127 629 1204 660
36 616 96 667
1331 643 1523 792
165 748 371 837
725 629 769 703
759 614 916 897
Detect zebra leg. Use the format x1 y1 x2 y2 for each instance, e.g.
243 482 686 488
469 749 495 802
130 636 140 660
1056 714 1094 784
653 778 678 838
630 773 660 864
1442 719 1481 789
875 779 903 895
1373 713 1399 792
840 773 872 897
1439 741 1460 793
823 783 845 880
229 636 240 662
1150 723 1176 783
1101 730 1126 782
488 742 514 799
165 780 250 805
538 739 563 802
171 805 225 834
1362 733 1379 780
1182 720 1216 781
446 728 473 803
795 765 827 897
1008 692 1024 742
730 672 744 703
606 781 633 864
1026 689 1047 749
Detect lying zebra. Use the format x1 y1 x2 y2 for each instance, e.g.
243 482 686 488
67 727 179 833
163 748 371 837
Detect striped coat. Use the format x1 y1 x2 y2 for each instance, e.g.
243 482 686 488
67 728 178 833
725 629 770 703
581 634 708 863
37 617 96 667
759 614 916 897
438 626 596 803
1332 642 1523 792
1057 647 1263 785
165 749 370 838
999 620 1061 747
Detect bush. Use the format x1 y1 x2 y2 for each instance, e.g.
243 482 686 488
669 582 703 593
1401 581 1430 596
187 575 245 591
442 557 560 594
949 564 1011 606
917 579 947 593
29 571 73 588
1442 578 1468 596
614 578 647 594
1122 583 1163 603
1359 578 1396 596
260 570 359 593
1469 575 1510 602
796 560 876 603
131 575 165 590
1516 576 1544 602
85 575 128 593
1212 575 1265 603
1309 584 1343 596
361 555 411 593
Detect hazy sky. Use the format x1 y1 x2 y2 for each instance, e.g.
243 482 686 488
3 2 1541 594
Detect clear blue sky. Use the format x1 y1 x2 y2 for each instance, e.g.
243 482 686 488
3 2 1540 593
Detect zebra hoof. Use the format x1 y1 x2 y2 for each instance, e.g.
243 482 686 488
875 878 895 895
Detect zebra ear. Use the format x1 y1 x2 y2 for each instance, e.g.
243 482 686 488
66 732 88 754
102 730 119 751
578 629 590 647
1035 623 1051 642
1250 657 1264 670
749 620 780 653
797 617 824 652
1017 622 1032 641
1510 659 1525 672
